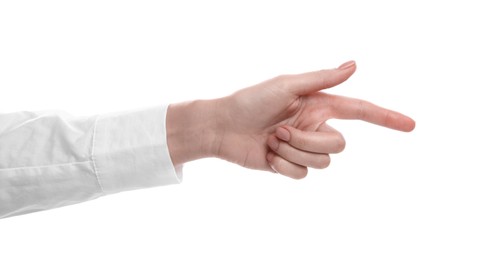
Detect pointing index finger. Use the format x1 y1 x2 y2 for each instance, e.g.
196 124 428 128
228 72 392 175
328 95 416 132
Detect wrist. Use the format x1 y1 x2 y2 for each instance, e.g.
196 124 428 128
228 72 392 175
166 98 225 166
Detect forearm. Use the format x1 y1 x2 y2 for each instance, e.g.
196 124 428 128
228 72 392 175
166 99 225 166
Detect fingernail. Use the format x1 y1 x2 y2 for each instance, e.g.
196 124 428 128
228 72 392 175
268 136 280 150
338 60 356 70
266 152 275 163
276 127 290 142
270 165 278 174
266 153 278 173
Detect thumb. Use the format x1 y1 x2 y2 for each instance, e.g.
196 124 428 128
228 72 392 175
285 60 356 96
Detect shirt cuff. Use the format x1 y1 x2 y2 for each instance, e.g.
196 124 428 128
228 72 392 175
92 105 182 195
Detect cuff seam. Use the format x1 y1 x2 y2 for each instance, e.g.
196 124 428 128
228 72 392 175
90 115 105 195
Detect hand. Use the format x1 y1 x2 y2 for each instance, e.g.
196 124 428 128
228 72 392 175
167 61 415 179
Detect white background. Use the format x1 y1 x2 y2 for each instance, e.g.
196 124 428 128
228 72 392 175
1 0 478 259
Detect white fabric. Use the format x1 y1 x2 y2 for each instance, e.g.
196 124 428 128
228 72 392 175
0 105 182 218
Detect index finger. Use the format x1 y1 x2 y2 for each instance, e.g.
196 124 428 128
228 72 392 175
328 95 416 132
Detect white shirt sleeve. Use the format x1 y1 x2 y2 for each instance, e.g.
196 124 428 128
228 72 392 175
0 105 182 218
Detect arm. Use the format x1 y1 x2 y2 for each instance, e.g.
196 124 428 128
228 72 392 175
0 61 414 218
0 106 181 218
166 61 415 179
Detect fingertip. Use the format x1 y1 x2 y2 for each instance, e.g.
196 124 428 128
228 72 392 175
404 117 416 132
266 152 275 163
267 135 280 151
394 112 416 132
337 60 357 79
276 126 291 142
384 110 417 132
266 152 278 173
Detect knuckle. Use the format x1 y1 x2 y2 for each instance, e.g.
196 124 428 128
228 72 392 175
319 155 331 169
333 134 346 153
293 134 308 150
384 110 392 128
356 100 368 120
272 74 291 90
311 154 331 169
316 70 328 87
290 168 308 180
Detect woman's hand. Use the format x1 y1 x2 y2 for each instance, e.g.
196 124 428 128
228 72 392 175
167 61 415 179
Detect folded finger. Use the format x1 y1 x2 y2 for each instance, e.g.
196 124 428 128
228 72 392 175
266 152 308 179
275 125 346 154
267 135 331 169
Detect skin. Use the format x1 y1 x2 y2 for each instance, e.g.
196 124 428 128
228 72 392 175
166 61 415 179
